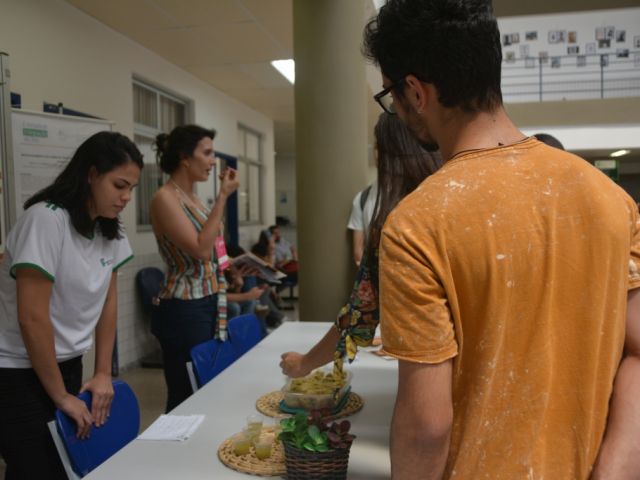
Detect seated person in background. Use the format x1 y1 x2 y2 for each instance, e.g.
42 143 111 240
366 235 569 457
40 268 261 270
269 225 297 268
224 264 267 334
253 233 295 312
229 243 285 329
269 225 298 295
252 230 275 265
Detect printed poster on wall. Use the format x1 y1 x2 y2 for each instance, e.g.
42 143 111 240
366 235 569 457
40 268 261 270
10 110 111 217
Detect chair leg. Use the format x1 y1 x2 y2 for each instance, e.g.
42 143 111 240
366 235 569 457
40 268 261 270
47 421 81 480
283 284 298 301
186 361 198 393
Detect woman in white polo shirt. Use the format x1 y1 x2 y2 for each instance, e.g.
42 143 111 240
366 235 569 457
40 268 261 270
0 131 142 480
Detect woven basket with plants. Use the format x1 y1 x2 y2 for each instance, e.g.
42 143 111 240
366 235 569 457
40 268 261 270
278 409 356 480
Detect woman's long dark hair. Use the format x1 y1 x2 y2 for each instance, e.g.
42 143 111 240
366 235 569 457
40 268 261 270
366 113 442 268
24 131 143 240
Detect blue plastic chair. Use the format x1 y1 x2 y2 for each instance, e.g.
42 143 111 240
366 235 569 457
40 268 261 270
49 380 140 478
227 313 264 356
135 267 164 315
188 314 264 389
189 338 240 388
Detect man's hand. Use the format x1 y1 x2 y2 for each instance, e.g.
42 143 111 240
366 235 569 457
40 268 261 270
80 372 114 428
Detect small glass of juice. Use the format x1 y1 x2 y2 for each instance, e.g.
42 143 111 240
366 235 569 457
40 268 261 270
254 434 273 460
245 414 263 440
231 432 251 456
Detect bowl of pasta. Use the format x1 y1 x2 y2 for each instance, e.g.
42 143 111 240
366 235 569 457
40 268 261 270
282 368 352 411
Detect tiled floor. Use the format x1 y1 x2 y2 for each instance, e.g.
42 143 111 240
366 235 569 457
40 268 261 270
0 300 299 478
120 366 167 430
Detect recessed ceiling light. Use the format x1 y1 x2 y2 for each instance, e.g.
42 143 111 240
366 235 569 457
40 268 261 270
610 149 631 158
271 59 295 84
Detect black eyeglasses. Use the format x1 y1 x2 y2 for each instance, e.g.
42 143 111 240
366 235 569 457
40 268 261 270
373 78 404 115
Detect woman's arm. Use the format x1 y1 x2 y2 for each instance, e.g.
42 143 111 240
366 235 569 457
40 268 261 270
80 271 118 428
16 268 93 438
151 169 238 260
280 325 340 378
279 249 380 377
227 285 267 303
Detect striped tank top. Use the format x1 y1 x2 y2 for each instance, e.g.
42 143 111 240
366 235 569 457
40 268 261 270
156 201 218 300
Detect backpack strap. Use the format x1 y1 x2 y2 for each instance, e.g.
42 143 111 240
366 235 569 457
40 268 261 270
359 184 372 211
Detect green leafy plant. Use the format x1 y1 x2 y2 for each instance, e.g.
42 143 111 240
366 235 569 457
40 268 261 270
278 409 356 453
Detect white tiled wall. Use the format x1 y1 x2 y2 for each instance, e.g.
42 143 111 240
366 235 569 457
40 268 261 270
116 252 164 370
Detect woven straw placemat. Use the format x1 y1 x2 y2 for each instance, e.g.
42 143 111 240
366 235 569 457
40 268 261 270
255 391 363 420
218 426 286 477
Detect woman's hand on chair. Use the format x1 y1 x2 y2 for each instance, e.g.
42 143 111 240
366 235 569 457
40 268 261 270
80 372 114 428
57 393 94 439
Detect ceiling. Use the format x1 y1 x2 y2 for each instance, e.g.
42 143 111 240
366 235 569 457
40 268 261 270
66 0 638 158
574 148 640 161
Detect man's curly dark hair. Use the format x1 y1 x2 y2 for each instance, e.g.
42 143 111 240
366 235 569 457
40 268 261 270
363 0 503 113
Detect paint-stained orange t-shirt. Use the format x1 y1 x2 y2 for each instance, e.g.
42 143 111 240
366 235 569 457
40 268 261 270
379 138 640 479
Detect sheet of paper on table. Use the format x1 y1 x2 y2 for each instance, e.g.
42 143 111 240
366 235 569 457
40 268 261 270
138 414 205 441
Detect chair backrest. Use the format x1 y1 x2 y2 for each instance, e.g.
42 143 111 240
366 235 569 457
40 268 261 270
227 313 264 356
190 338 240 388
135 267 164 315
189 314 264 389
53 380 140 477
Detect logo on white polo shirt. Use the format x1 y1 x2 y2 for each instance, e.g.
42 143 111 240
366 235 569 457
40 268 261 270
100 257 115 267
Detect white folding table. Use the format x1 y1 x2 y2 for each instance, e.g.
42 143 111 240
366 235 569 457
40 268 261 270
84 322 397 479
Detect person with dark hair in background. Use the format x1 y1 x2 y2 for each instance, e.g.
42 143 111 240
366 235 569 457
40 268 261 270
533 132 565 150
269 225 297 268
251 230 276 265
279 112 441 378
150 125 239 412
268 224 298 299
0 132 142 479
364 1 640 478
249 233 287 327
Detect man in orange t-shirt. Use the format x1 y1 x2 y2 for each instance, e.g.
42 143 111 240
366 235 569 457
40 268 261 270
364 1 640 478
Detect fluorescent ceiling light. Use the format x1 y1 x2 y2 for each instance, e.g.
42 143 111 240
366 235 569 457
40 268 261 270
610 149 631 158
271 59 295 84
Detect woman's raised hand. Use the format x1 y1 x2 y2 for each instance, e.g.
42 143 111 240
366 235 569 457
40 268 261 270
219 167 240 196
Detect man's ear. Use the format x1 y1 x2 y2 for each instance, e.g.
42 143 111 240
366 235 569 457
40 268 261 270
404 74 430 114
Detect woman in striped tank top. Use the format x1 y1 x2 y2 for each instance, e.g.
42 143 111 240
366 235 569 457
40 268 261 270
150 125 239 412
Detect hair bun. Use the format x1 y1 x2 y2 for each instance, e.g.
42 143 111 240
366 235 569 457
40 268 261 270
154 133 169 154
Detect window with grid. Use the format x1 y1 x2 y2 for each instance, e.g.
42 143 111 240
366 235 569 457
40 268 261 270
237 126 262 224
132 80 187 230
